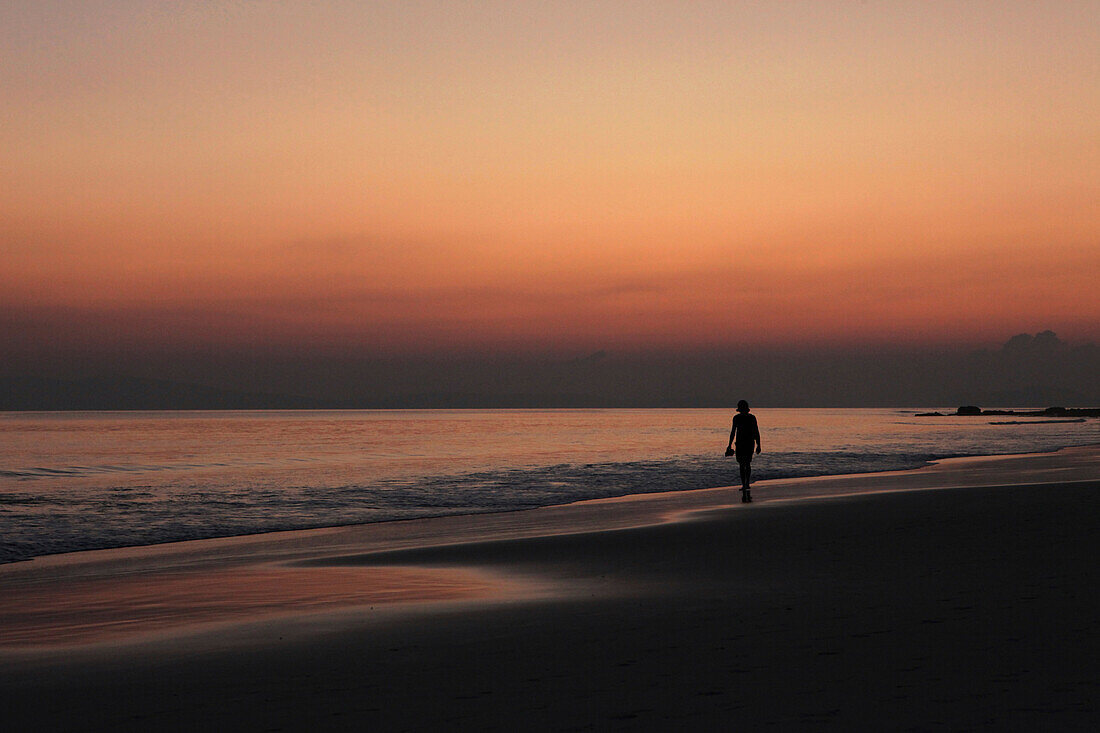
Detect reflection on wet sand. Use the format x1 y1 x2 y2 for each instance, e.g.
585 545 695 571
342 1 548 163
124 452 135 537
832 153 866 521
0 565 497 648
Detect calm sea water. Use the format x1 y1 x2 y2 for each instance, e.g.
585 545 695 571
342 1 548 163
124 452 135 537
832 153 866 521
1 408 1097 563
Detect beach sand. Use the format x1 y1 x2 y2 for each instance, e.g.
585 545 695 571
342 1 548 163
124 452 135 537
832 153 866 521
1 446 1097 730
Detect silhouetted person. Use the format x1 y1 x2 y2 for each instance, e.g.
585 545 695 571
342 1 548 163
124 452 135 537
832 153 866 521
727 400 761 503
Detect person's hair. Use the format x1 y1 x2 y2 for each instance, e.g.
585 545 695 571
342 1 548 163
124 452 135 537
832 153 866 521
737 400 749 412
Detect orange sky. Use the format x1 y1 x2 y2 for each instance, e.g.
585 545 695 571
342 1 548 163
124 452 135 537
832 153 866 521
3 1 1098 358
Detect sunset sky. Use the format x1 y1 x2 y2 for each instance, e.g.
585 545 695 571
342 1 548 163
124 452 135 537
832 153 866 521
3 1 1098 372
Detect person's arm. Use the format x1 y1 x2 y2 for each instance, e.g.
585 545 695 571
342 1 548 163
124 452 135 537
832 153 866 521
728 420 737 449
754 419 762 453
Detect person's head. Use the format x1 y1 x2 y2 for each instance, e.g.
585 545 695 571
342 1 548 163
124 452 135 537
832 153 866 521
736 400 749 413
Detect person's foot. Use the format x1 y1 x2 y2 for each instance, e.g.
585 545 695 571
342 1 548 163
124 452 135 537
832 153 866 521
740 488 749 503
744 490 753 503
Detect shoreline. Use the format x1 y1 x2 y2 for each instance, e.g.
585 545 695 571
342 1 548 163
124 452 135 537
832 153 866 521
1 444 1097 729
5 441 1098 569
2 444 1097 644
2 444 1097 730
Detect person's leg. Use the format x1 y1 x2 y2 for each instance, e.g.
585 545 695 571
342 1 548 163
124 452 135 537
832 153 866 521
737 454 753 502
737 456 751 501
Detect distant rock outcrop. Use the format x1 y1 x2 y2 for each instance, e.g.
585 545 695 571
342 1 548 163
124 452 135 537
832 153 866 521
930 405 1100 418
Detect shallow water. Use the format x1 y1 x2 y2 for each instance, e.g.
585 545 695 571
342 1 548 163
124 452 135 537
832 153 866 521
1 408 1096 562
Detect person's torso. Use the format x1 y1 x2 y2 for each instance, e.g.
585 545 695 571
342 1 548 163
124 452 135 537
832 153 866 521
732 413 757 444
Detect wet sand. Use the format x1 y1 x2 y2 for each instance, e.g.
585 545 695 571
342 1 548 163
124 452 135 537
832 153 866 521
1 446 1097 730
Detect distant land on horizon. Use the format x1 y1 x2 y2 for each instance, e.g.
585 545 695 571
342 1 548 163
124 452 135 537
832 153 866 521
2 331 1098 411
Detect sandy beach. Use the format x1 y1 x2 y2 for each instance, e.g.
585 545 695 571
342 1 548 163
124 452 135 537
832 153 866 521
2 445 1097 731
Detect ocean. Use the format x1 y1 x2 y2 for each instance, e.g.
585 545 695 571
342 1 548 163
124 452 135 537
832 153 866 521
1 408 1096 564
